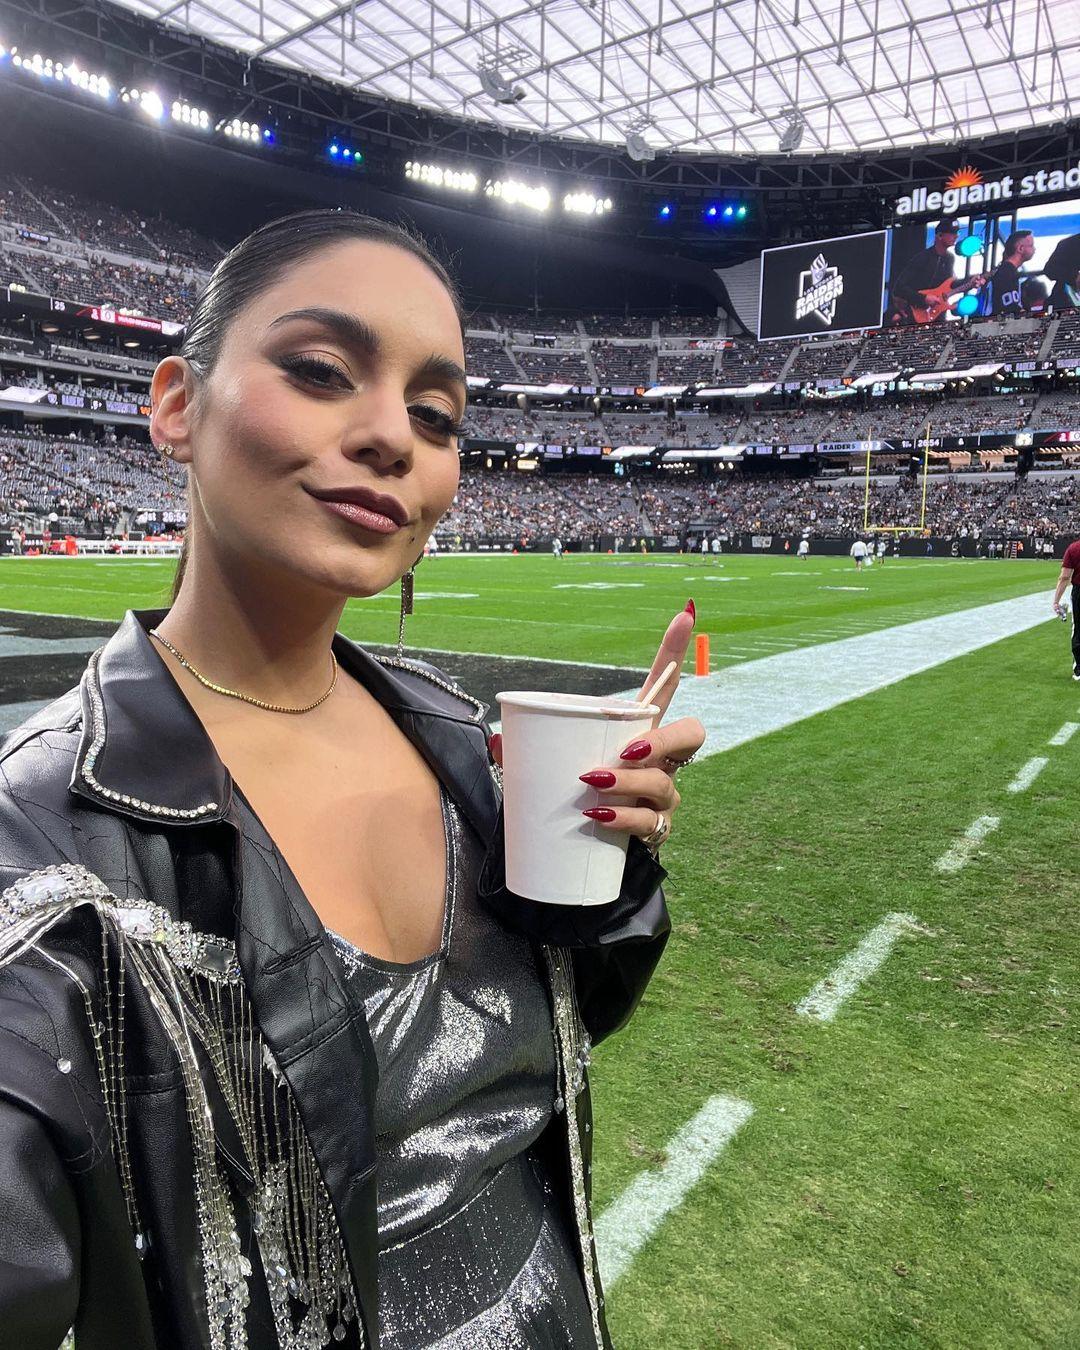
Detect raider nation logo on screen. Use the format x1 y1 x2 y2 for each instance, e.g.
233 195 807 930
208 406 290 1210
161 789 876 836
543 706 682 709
795 252 844 325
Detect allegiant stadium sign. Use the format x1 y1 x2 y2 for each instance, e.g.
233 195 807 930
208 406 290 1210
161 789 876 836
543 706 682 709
895 163 1080 217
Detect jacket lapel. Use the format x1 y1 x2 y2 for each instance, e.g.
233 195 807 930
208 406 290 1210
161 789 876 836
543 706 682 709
69 606 501 846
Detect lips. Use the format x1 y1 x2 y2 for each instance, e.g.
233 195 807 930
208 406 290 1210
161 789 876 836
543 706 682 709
306 485 409 526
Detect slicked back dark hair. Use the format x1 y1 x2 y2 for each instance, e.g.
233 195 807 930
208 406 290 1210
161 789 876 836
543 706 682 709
165 208 464 602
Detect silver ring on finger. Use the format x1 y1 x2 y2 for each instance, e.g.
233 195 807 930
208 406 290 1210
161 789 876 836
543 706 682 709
641 809 671 853
660 751 697 773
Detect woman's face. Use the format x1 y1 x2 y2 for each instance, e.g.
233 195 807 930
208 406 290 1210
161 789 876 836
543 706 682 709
153 237 465 600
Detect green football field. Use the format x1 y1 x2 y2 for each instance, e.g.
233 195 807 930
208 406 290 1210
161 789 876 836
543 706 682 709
1 551 1077 1347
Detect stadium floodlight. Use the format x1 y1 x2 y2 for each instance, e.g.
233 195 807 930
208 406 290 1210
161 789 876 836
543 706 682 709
120 87 165 120
404 161 478 193
171 100 210 131
564 192 613 216
484 178 550 212
776 105 807 153
327 140 363 163
12 49 112 99
217 116 264 143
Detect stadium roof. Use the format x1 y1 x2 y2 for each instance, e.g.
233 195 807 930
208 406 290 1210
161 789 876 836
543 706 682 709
123 0 1079 157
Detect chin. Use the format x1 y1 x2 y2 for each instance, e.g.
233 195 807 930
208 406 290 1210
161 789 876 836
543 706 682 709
279 545 407 601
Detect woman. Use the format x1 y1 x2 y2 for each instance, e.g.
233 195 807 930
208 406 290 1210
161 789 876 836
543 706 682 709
0 208 706 1349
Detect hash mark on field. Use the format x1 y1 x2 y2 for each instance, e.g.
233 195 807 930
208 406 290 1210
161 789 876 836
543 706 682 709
796 913 923 1022
1048 721 1079 746
934 815 1001 874
1007 757 1049 793
595 1094 754 1289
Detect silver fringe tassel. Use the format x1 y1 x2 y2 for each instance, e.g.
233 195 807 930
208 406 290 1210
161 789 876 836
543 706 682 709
0 864 362 1350
543 946 603 1347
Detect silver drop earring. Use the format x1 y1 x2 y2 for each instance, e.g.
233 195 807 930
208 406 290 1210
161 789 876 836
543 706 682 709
397 554 422 659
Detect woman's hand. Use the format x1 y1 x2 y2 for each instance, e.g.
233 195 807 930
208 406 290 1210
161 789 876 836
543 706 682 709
489 600 707 851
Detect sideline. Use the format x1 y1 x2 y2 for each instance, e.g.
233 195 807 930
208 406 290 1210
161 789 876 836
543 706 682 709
491 590 1053 749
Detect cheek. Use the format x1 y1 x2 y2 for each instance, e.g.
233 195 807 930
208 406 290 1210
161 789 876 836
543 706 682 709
209 368 315 472
421 454 460 520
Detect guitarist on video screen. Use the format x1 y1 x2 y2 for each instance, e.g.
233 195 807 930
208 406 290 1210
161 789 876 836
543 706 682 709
888 218 987 324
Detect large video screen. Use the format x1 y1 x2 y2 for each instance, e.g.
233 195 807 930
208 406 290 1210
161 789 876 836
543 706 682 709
758 231 890 341
886 194 1080 325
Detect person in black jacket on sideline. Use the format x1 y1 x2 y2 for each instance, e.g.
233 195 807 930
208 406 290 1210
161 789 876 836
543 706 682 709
0 208 705 1350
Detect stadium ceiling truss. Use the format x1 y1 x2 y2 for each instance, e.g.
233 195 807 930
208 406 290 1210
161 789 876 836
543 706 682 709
108 0 1078 157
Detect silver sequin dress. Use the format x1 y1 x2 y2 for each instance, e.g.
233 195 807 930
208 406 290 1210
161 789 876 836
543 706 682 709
326 783 598 1350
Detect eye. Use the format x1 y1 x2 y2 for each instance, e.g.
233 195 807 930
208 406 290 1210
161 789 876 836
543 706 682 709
280 354 350 388
409 402 466 440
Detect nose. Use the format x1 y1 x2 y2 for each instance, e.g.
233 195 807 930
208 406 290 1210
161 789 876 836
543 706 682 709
342 380 415 472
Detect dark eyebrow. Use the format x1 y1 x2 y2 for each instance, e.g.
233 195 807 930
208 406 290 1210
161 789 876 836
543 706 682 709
269 307 467 403
415 352 469 402
269 307 381 356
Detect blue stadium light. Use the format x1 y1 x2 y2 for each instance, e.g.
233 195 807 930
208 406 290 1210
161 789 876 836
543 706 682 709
263 128 274 142
328 141 363 164
723 205 735 218
736 204 748 218
659 204 673 218
706 205 719 218
957 234 983 258
956 293 980 317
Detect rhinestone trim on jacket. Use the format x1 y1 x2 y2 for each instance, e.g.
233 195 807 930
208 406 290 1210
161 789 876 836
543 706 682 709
372 653 487 721
80 646 219 820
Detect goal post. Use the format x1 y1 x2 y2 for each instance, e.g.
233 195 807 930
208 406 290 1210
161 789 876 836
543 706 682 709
863 422 932 535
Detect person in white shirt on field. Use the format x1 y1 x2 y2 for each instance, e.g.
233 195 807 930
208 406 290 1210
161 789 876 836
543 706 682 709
797 536 810 560
552 535 563 558
711 535 722 557
876 538 887 566
425 532 439 559
850 538 868 570
700 535 709 557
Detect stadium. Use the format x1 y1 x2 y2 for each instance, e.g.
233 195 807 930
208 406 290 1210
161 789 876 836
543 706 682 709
0 0 1077 1346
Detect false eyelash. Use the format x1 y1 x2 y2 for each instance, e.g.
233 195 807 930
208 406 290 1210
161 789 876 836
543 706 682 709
409 404 467 439
281 354 348 386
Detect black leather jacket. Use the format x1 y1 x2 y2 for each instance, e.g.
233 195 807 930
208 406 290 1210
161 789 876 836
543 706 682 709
0 607 671 1350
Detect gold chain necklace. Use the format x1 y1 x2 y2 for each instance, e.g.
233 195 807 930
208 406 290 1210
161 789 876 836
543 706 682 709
148 627 338 714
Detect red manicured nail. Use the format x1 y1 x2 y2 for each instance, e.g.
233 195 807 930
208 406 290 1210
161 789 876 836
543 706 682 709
579 770 616 788
619 740 651 761
684 598 696 625
582 807 617 822
488 732 502 756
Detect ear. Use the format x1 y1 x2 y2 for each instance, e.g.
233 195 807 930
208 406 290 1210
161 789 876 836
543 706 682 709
149 355 197 464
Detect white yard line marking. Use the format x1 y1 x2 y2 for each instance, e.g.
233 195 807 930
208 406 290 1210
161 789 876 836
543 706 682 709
934 815 1001 874
1048 721 1079 746
595 1094 754 1289
796 913 923 1022
1007 757 1049 793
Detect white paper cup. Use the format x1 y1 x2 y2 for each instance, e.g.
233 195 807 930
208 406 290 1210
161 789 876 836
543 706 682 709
495 691 660 906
